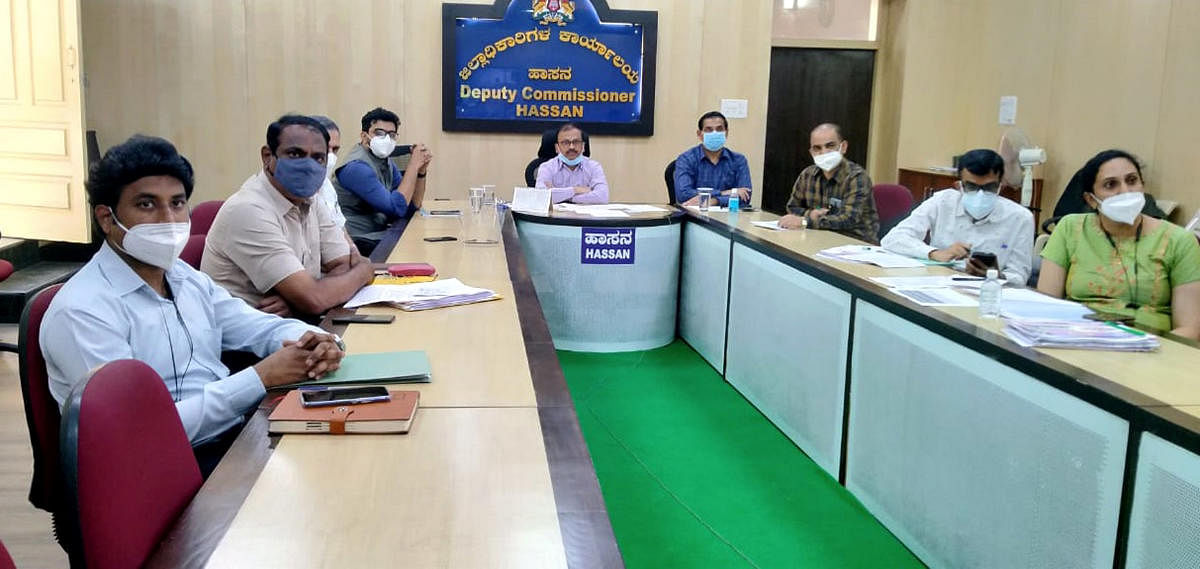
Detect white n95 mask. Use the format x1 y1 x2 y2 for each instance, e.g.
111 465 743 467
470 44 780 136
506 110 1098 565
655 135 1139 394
109 210 191 270
813 150 843 172
325 151 338 179
1097 192 1145 225
369 136 396 159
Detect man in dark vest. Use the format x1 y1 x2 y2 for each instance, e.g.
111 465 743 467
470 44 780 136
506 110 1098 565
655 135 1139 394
332 107 433 254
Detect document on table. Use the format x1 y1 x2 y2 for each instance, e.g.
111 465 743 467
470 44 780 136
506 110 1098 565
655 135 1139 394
751 220 785 230
344 278 498 310
999 288 1094 321
511 187 552 214
870 275 1006 289
817 245 926 268
684 205 728 212
1003 317 1159 351
891 287 979 307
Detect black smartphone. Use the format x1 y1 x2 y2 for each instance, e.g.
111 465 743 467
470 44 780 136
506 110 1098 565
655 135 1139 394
1083 312 1135 324
300 386 391 407
424 236 457 242
331 314 395 324
970 251 998 269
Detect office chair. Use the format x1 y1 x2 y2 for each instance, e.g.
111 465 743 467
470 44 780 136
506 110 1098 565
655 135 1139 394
61 359 203 569
873 184 914 240
664 160 677 204
180 234 206 269
524 127 591 187
189 200 224 235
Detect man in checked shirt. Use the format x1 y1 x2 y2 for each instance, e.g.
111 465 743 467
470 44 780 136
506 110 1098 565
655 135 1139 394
778 123 879 243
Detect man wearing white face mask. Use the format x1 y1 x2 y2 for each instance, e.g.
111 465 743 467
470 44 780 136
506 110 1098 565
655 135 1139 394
332 106 432 255
42 135 345 471
778 123 879 243
882 148 1033 284
311 115 347 229
203 115 374 318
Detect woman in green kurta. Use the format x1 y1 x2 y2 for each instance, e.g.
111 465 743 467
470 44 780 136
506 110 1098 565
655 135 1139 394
1038 149 1200 339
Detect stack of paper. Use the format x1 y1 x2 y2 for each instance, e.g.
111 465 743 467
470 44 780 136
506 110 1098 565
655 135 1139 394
344 278 499 311
1003 317 1159 351
751 220 785 230
998 288 1095 321
554 203 668 217
817 245 926 268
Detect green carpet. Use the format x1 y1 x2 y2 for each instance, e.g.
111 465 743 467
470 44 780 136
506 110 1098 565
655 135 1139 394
558 340 924 569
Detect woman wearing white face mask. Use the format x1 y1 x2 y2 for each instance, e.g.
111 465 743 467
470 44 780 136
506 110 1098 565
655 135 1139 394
1038 149 1200 338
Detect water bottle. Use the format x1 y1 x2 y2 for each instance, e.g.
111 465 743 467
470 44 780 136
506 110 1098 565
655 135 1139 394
979 269 1002 319
728 190 740 212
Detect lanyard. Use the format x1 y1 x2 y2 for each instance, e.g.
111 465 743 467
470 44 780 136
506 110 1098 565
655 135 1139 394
1100 216 1142 309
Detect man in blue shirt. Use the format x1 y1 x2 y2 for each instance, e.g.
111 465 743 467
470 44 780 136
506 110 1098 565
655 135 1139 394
673 111 752 207
332 107 434 254
42 135 344 472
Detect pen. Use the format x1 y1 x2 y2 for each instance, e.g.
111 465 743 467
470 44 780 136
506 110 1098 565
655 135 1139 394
1105 321 1147 336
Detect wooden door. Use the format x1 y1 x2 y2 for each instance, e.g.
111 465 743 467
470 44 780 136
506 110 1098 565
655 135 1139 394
0 0 88 243
762 48 875 214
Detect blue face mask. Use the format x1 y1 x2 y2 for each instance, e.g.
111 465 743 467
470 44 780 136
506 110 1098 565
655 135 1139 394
962 189 999 220
558 153 584 167
272 157 326 199
702 131 726 152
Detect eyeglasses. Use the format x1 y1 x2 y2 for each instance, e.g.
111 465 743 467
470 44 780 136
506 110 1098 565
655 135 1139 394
371 129 399 140
962 181 1000 194
557 139 584 148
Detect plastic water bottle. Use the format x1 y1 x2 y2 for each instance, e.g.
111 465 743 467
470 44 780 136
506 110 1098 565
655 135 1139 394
728 191 740 212
979 269 1002 319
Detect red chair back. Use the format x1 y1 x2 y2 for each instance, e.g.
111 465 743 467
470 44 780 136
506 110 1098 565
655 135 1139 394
0 259 13 282
189 200 223 235
180 233 206 269
61 359 202 569
0 537 14 569
873 184 915 240
18 283 63 513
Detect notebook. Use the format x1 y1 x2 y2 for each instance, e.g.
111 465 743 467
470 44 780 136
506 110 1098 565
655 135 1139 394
285 350 432 388
268 389 420 434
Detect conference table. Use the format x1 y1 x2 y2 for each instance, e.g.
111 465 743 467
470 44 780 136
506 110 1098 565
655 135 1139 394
146 202 1200 569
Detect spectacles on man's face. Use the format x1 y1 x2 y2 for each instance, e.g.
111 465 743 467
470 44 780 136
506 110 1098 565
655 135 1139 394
557 139 584 148
371 128 399 140
961 181 1000 194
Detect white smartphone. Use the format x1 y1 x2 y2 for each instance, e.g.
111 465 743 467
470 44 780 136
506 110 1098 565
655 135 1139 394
299 386 391 407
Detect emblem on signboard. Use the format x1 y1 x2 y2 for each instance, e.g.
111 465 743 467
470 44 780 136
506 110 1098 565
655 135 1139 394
532 0 574 25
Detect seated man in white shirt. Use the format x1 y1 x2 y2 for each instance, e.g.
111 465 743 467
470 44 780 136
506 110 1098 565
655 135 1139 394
881 148 1033 284
42 135 344 474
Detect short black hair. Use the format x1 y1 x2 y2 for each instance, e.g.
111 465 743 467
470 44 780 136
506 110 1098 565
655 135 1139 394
557 122 585 139
958 148 1005 180
266 114 329 154
311 115 339 134
1078 149 1143 194
360 107 401 133
86 135 194 209
697 111 728 131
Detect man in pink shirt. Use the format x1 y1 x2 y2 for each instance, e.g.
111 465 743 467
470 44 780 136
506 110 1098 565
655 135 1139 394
535 123 609 204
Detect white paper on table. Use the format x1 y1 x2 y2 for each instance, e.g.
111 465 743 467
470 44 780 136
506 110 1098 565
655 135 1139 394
750 220 785 231
870 275 1008 289
999 288 1094 321
891 287 979 307
511 187 551 214
615 204 668 213
344 278 493 309
684 205 728 212
586 210 630 217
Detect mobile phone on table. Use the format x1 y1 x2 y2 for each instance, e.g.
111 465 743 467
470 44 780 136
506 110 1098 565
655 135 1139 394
424 236 457 242
1083 312 1135 324
970 251 998 269
429 209 461 216
331 314 395 324
300 386 391 407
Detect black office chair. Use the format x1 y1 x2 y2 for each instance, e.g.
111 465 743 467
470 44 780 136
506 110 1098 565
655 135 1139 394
664 160 677 205
523 127 591 187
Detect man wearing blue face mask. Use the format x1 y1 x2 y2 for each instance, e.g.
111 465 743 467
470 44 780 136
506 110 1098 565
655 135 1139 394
673 111 751 207
203 114 374 317
881 148 1033 284
43 135 344 473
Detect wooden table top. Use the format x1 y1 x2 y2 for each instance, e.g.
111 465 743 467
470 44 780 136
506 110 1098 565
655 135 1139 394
694 209 1200 437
